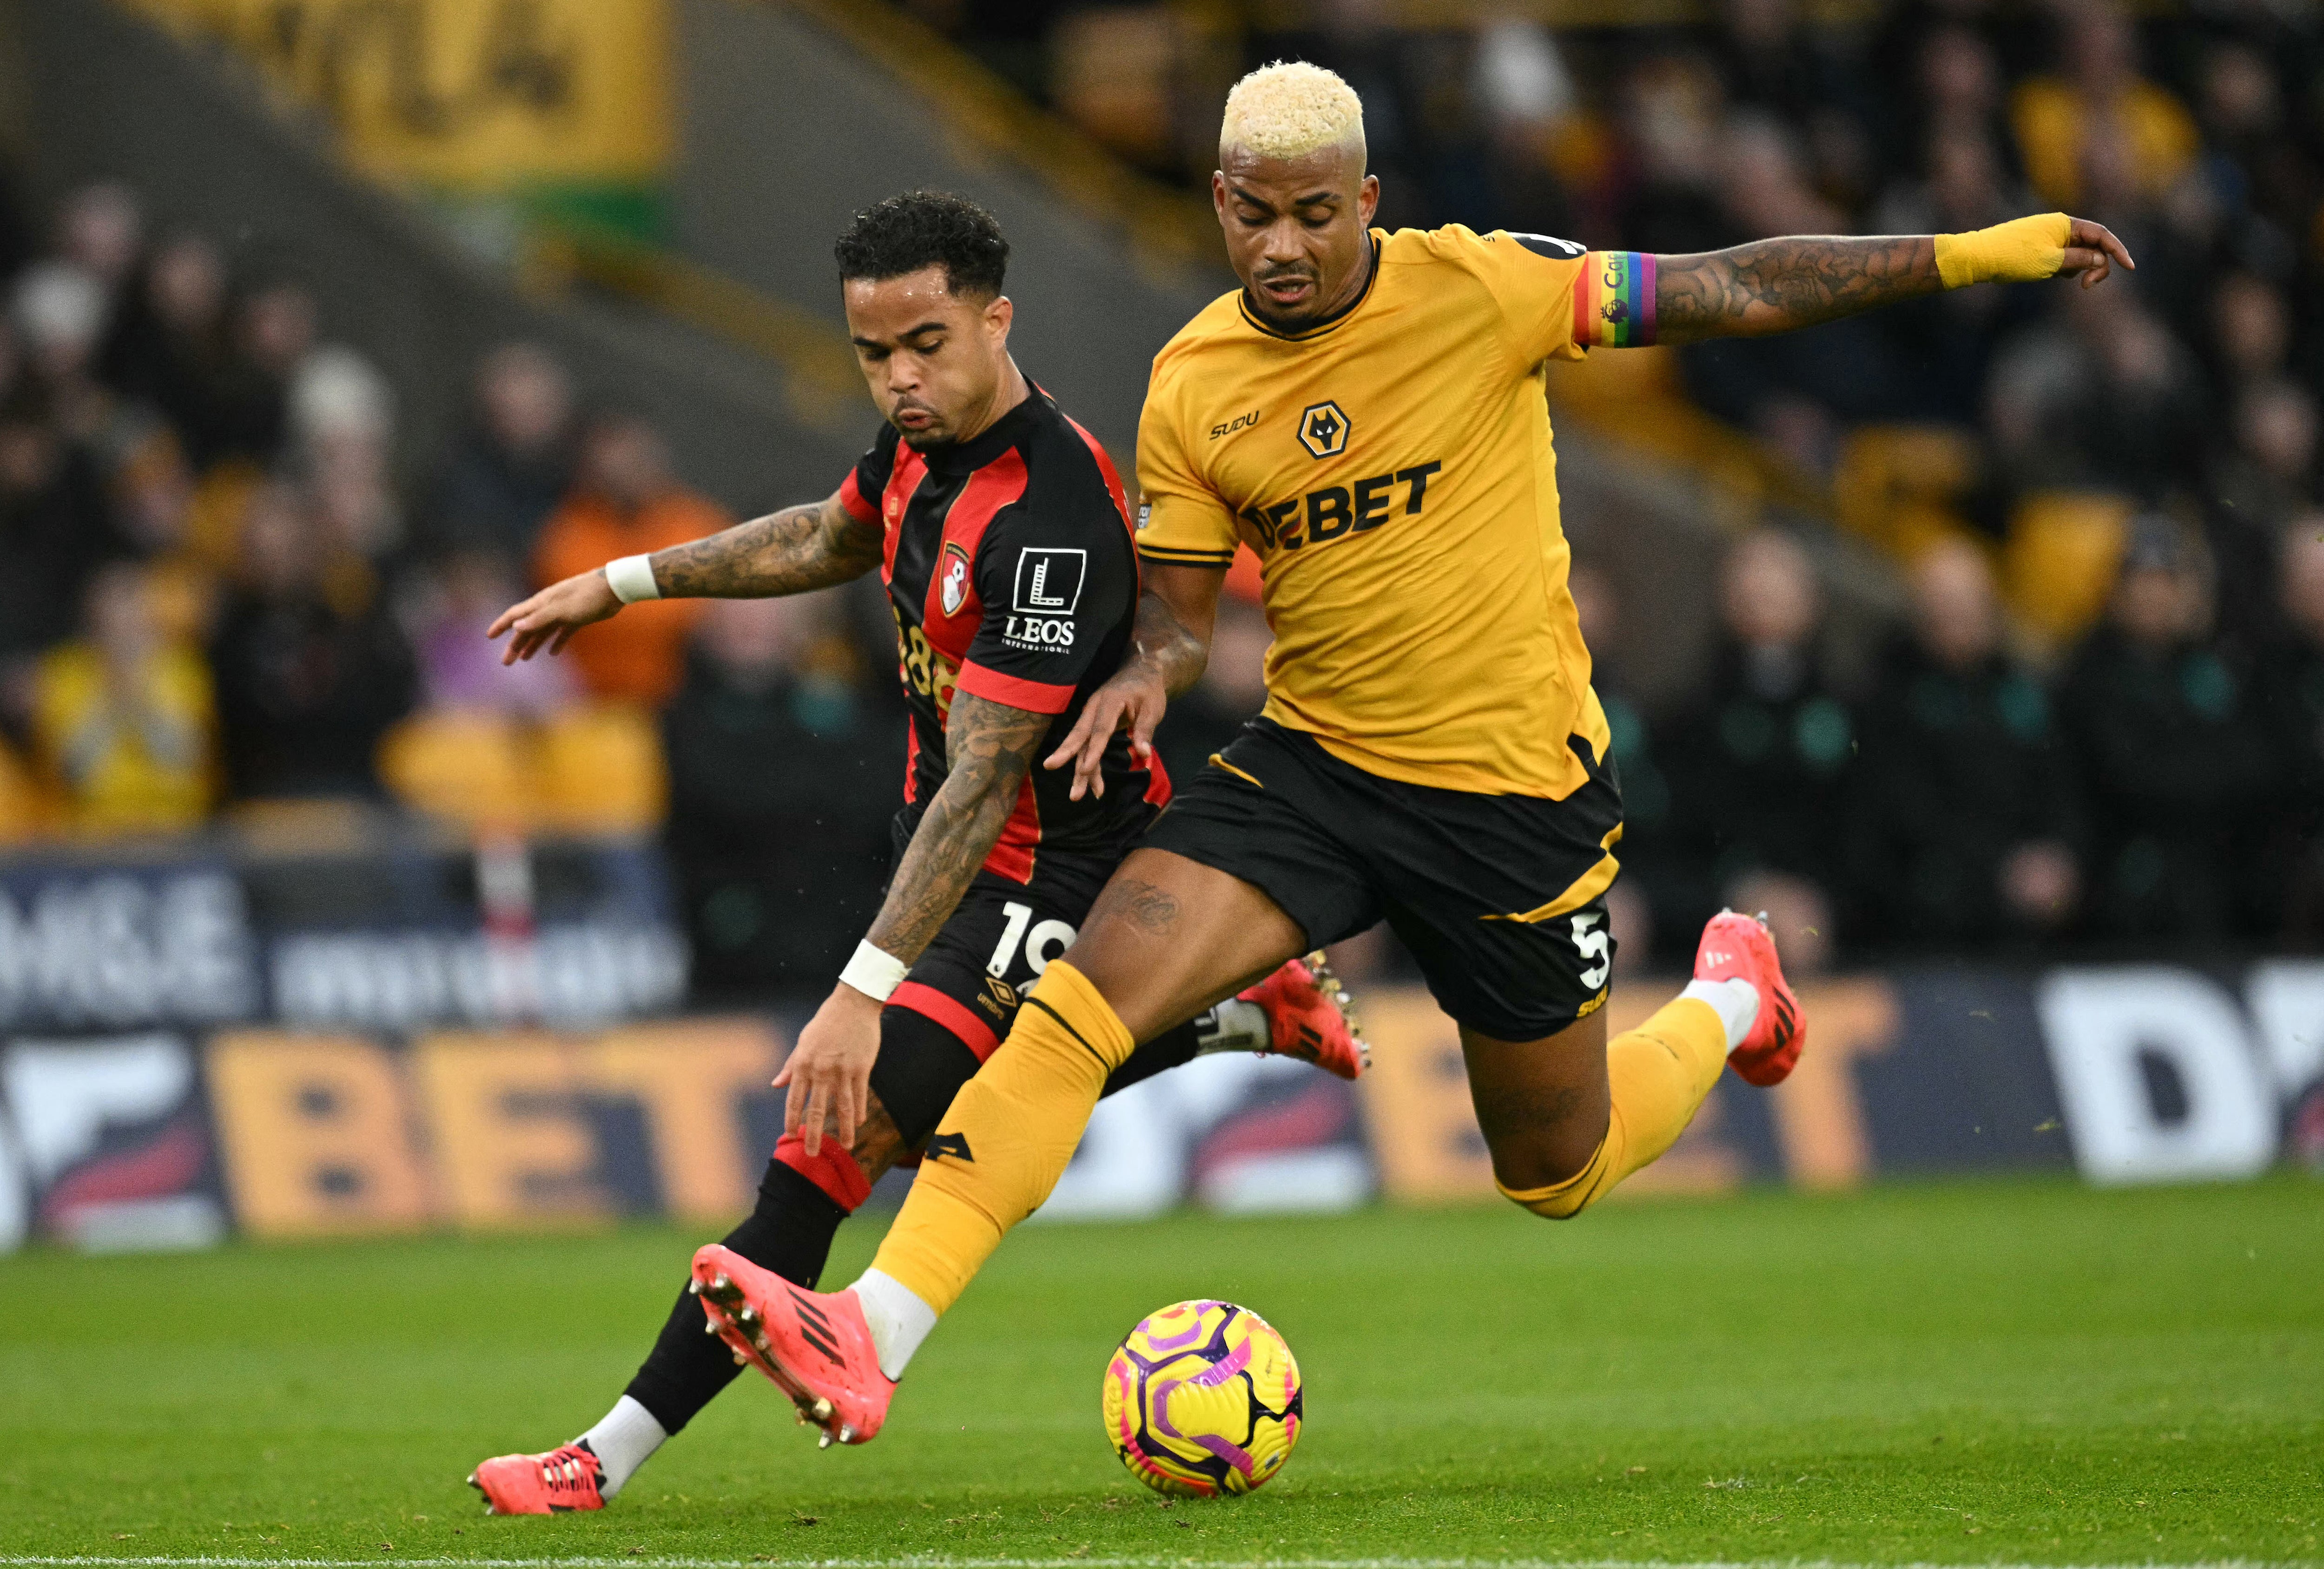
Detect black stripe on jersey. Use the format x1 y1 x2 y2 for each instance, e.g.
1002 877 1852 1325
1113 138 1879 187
1137 544 1238 565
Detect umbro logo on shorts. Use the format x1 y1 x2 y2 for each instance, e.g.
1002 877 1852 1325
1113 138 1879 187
926 1131 976 1164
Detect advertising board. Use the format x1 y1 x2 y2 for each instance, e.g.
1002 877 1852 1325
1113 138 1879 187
4 960 2317 1254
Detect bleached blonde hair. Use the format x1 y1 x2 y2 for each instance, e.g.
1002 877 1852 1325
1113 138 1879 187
1219 61 1366 163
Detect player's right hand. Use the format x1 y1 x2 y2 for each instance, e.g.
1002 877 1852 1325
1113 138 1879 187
777 983 884 1159
488 569 623 664
1043 664 1167 801
2058 216 2135 288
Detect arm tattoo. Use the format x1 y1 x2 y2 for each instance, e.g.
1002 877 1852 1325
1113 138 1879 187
1129 589 1211 700
650 492 882 598
864 691 1051 966
1652 235 1941 344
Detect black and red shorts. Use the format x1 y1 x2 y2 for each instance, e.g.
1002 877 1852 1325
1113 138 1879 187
866 814 1123 1149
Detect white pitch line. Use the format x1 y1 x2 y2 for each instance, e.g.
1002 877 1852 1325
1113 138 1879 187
0 1558 2309 1569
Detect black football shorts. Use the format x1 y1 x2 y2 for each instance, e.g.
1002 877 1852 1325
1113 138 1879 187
867 812 1186 1148
1142 718 1624 1041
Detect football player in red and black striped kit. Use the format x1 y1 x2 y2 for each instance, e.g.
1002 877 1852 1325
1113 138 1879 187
469 191 1361 1513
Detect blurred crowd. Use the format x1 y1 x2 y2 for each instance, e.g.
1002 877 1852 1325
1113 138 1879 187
0 176 903 992
888 0 2324 973
9 0 2324 998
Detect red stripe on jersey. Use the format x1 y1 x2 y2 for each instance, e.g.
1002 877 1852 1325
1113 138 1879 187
983 775 1040 883
924 448 1030 664
881 446 930 584
901 718 920 805
891 979 1002 1062
1063 415 1134 534
1144 751 1173 807
956 660 1075 714
837 469 879 528
1062 415 1139 591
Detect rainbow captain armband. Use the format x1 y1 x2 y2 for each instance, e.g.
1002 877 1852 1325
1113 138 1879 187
1574 251 1656 348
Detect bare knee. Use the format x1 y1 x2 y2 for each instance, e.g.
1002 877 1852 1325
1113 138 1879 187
1461 1016 1612 1205
1485 1115 1607 1196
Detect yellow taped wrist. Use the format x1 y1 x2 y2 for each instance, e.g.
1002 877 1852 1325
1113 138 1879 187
1934 212 2071 289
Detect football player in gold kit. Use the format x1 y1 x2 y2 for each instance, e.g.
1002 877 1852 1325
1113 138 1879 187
687 63 2135 1444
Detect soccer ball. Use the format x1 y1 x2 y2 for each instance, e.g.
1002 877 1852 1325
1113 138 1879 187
1100 1299 1302 1496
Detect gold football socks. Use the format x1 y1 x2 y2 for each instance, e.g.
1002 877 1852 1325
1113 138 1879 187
1496 995 1729 1219
869 959 1134 1314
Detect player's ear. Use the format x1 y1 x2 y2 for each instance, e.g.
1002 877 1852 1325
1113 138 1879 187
984 292 1013 343
1357 173 1380 228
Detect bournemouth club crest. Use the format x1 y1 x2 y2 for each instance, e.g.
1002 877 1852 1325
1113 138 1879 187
940 543 970 616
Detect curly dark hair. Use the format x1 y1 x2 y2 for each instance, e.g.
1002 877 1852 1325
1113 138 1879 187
833 191 1009 300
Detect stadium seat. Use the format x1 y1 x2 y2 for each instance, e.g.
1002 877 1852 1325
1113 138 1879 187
2003 491 2134 648
1832 425 1980 563
535 705 667 834
376 711 536 832
0 734 57 843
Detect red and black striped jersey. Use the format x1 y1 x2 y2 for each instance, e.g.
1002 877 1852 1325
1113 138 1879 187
836 385 1169 884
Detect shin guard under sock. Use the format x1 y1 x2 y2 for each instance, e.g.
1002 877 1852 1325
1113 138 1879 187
1498 996 1729 1218
870 959 1134 1315
623 1158 852 1432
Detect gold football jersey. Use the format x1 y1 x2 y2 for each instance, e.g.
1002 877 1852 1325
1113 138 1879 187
1137 224 1612 800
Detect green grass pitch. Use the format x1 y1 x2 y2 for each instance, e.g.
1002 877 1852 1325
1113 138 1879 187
1 1175 2318 1566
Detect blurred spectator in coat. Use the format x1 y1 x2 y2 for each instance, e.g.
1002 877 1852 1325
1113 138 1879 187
408 550 574 718
2208 378 2318 641
0 397 118 679
662 595 899 1000
2264 518 2324 940
208 276 316 468
532 413 721 708
1849 538 2081 950
2054 515 2280 939
14 259 117 444
1660 527 1852 971
427 343 575 564
1985 283 2207 503
101 230 233 466
207 480 415 800
32 563 212 833
2009 3 2198 212
291 344 403 561
54 183 142 306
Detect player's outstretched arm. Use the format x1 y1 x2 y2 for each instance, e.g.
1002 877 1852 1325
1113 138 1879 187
1646 214 2133 345
780 690 1053 1155
489 489 880 663
1044 561 1224 802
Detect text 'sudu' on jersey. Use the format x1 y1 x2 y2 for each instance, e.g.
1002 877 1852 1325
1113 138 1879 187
837 385 1167 883
1136 224 1613 802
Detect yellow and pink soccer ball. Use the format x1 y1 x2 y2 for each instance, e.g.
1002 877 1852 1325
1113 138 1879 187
1100 1299 1302 1496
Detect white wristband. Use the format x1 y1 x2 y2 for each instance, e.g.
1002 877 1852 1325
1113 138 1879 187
838 939 909 1003
604 554 661 604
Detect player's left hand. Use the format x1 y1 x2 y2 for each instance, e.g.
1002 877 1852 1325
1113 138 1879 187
2058 217 2135 288
777 984 884 1158
1044 662 1167 801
